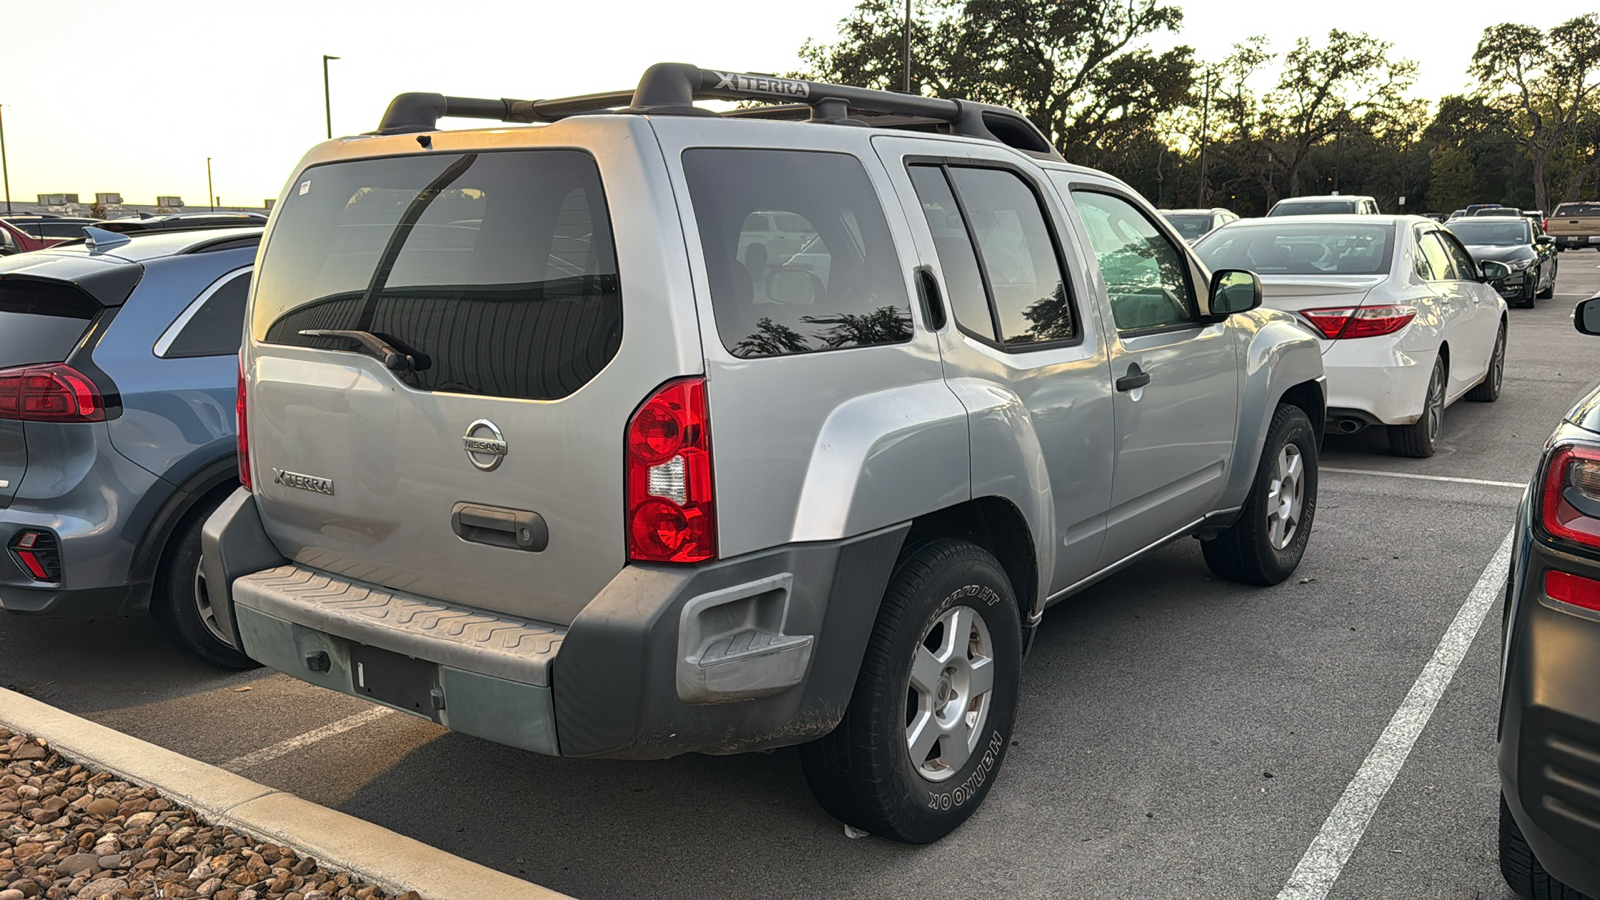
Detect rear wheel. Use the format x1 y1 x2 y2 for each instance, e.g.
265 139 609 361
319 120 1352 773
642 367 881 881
800 539 1021 843
1501 794 1595 899
151 493 259 670
1538 262 1557 299
1388 355 1446 458
1201 403 1317 585
1467 323 1506 403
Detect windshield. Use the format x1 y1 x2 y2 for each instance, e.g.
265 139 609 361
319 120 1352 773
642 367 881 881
1555 203 1600 217
1268 200 1357 216
1194 223 1394 275
1447 219 1531 246
1162 214 1213 239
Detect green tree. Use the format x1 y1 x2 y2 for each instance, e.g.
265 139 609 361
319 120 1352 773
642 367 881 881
1426 147 1479 212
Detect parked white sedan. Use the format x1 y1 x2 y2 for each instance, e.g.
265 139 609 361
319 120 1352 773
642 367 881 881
1194 215 1507 457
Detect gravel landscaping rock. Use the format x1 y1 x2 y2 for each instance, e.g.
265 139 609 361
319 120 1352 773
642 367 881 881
0 728 420 900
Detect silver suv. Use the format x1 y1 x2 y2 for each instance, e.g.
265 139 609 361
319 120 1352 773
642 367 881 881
205 63 1327 843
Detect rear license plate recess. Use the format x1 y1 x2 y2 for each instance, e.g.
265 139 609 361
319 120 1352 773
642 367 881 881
348 642 439 720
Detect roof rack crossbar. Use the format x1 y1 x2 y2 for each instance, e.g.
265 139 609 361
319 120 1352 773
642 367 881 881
369 63 1060 159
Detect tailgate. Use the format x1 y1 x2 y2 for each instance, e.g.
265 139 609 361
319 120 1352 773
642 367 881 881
245 134 697 626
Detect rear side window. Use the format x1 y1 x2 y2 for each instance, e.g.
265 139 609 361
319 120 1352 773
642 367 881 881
159 270 251 358
682 148 911 359
252 150 621 401
0 281 98 368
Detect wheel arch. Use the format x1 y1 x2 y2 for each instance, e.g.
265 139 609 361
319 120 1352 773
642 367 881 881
903 496 1039 627
127 454 239 608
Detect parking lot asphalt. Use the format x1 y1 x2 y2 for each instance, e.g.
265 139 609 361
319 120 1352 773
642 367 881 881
4 252 1598 899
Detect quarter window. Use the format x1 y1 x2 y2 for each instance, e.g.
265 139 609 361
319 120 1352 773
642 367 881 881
1070 190 1198 332
1417 232 1456 281
161 271 252 358
682 148 911 359
1438 232 1481 282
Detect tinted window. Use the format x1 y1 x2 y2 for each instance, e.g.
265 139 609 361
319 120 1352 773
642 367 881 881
946 167 1075 345
1417 233 1456 280
1438 232 1481 282
162 271 251 358
1195 223 1395 276
1072 190 1197 332
1555 203 1600 217
908 166 997 340
252 150 621 401
1268 200 1358 216
1163 214 1214 239
38 222 90 239
683 149 910 359
1448 220 1532 246
0 281 98 367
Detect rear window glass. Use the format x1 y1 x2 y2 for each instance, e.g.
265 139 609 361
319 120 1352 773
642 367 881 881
0 281 98 368
1194 223 1395 275
682 148 911 359
252 150 621 401
1162 214 1214 239
1268 201 1358 216
1555 203 1600 217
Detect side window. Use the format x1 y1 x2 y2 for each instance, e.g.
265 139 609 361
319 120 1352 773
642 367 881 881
1070 190 1199 332
160 270 252 358
907 166 999 341
1417 233 1456 281
682 148 912 359
1438 231 1480 282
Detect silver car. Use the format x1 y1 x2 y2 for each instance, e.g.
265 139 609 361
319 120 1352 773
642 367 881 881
204 63 1327 842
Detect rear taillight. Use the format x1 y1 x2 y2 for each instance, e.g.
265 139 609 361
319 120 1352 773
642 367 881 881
1546 571 1600 612
1301 305 1418 340
236 357 252 491
626 378 715 563
9 530 60 582
0 364 106 422
1539 444 1600 549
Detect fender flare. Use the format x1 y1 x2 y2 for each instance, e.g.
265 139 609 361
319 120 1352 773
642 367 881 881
125 454 239 608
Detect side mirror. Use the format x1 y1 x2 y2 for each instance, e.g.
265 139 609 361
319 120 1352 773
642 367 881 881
1208 269 1262 316
1480 260 1510 282
1576 296 1600 336
1536 235 1554 246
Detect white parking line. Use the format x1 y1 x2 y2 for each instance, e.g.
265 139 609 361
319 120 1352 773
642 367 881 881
1322 466 1525 490
1275 529 1513 900
221 706 395 772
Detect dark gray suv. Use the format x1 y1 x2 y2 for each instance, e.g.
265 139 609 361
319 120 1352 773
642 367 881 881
0 226 261 667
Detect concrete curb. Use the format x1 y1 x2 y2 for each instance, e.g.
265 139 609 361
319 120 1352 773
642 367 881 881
0 687 569 900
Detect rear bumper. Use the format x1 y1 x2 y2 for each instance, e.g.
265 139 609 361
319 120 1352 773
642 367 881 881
0 583 140 615
1500 529 1600 897
205 489 908 760
1320 340 1436 426
1554 235 1598 249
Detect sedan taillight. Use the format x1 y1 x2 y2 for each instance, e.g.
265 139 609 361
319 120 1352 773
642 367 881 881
1540 444 1600 549
1301 305 1418 340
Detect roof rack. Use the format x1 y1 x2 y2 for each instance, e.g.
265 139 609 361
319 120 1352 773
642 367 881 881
370 62 1061 161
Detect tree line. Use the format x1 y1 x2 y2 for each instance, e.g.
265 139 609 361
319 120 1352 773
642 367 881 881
799 2 1600 216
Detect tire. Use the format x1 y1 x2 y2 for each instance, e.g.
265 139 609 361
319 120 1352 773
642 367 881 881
1501 794 1596 899
800 539 1022 843
151 493 260 670
1388 355 1447 458
1201 403 1317 586
1537 264 1556 299
1467 322 1506 403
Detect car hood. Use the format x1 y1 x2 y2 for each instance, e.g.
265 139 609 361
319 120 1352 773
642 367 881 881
1463 244 1536 264
1566 380 1600 435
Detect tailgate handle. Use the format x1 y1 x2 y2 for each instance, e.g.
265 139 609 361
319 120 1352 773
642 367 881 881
451 502 548 552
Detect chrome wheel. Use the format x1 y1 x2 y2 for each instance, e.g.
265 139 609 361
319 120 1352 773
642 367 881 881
191 563 227 645
1425 362 1445 445
1266 444 1305 550
906 605 994 782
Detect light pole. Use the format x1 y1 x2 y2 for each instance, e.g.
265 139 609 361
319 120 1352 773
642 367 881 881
323 55 340 139
207 157 214 212
0 104 10 215
901 0 911 93
1197 67 1212 208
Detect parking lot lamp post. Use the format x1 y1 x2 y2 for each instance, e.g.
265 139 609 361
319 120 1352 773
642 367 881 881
1197 68 1212 208
0 105 10 214
207 157 214 212
902 0 912 93
324 55 340 139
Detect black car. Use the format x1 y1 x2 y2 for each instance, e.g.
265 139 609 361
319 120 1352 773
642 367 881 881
1447 216 1557 308
1500 291 1600 900
97 212 268 234
0 215 100 244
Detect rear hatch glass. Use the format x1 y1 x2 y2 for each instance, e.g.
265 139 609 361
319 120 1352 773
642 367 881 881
0 281 101 506
248 149 636 624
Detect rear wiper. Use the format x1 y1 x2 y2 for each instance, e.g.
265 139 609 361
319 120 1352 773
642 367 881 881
298 329 432 373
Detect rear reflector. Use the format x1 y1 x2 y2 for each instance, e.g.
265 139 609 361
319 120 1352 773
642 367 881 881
1545 571 1600 612
0 364 106 422
8 530 60 582
1301 305 1418 340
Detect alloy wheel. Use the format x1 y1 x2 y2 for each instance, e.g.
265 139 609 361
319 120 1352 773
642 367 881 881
1426 363 1445 445
906 605 995 782
1266 444 1305 550
191 563 227 644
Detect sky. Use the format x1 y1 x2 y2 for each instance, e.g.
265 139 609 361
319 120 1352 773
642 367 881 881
0 0 1579 208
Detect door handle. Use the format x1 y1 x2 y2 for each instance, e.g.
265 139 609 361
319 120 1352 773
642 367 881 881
1116 364 1151 392
451 502 548 552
